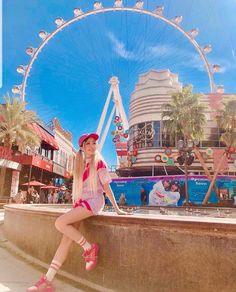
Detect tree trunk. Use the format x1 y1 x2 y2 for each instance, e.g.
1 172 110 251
0 167 7 196
0 140 12 197
193 146 220 199
202 153 226 205
184 159 189 206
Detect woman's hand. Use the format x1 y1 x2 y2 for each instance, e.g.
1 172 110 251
116 208 133 215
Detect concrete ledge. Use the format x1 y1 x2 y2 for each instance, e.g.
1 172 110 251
3 204 236 292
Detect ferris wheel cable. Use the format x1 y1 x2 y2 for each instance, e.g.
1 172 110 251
26 35 108 96
83 24 107 80
100 14 116 77
99 104 116 152
142 7 149 73
211 0 233 54
200 0 217 30
19 6 216 102
41 27 169 89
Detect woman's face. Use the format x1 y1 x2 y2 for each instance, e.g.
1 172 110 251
163 180 170 189
83 137 97 157
171 184 178 192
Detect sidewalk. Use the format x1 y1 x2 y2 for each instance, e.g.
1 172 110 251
0 210 86 292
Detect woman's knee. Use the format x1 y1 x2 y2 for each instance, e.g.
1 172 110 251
55 216 66 232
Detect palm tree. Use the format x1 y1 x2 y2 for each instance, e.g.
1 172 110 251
162 85 207 205
0 94 41 196
202 98 236 205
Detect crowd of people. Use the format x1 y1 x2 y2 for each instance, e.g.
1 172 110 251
13 186 72 204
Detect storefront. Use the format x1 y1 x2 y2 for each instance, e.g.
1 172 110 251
0 146 21 198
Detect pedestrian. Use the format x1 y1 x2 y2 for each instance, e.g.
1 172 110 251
48 190 54 204
39 189 46 203
140 187 147 205
53 190 59 204
27 132 130 291
32 190 40 203
27 186 34 203
57 190 64 204
118 192 127 206
64 190 72 203
14 189 24 204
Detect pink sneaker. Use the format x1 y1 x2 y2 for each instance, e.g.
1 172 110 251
27 275 55 292
82 243 99 271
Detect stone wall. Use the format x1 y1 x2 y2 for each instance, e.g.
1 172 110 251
3 205 236 292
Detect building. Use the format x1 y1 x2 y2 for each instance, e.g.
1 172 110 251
117 69 236 177
0 118 75 199
50 118 75 185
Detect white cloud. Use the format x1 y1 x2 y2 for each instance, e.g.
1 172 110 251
148 44 175 57
107 31 177 62
107 31 235 75
185 53 205 72
107 32 136 60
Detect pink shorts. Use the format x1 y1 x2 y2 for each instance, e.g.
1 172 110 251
73 195 105 215
73 199 92 212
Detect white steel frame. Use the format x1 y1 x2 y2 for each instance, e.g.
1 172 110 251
97 76 128 152
13 2 220 100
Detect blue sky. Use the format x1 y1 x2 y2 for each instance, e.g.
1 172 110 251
2 0 236 166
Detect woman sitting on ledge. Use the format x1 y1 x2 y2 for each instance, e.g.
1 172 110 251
27 133 129 292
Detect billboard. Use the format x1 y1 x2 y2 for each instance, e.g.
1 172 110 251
110 175 236 207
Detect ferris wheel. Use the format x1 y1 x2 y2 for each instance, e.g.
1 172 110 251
12 1 222 156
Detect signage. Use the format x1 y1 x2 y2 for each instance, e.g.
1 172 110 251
39 159 53 172
10 170 20 198
0 159 21 170
110 175 236 206
53 163 65 176
64 170 71 178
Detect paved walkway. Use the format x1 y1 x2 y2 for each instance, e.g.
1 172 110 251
0 210 85 292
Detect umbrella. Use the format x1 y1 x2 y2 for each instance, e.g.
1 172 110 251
41 185 58 189
22 180 46 187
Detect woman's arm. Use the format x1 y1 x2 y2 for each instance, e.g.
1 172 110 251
103 184 130 215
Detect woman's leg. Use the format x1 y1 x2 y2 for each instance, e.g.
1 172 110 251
54 206 99 271
45 234 73 282
54 206 93 242
27 207 94 291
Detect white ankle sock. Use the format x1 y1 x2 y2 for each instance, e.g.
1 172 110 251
76 236 91 251
45 260 62 282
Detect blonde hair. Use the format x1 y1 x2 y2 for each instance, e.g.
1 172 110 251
72 146 104 203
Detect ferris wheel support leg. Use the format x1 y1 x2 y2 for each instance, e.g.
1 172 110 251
99 104 116 152
96 87 113 136
113 86 129 131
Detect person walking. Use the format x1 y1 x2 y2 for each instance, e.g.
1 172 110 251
118 192 127 206
27 133 129 292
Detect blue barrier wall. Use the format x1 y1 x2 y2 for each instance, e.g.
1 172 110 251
110 175 236 206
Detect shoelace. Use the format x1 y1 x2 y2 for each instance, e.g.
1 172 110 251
83 248 97 262
35 277 46 287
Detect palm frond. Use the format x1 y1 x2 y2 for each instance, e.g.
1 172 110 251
0 93 40 151
161 85 206 143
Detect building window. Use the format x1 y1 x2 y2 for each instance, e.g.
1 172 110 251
153 121 161 147
129 121 157 150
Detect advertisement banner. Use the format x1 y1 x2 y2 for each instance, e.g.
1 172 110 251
110 175 236 207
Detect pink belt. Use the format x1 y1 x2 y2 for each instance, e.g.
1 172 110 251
73 199 92 211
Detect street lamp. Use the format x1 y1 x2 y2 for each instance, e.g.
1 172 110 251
177 139 195 205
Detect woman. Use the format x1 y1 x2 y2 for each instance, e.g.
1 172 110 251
27 133 129 292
